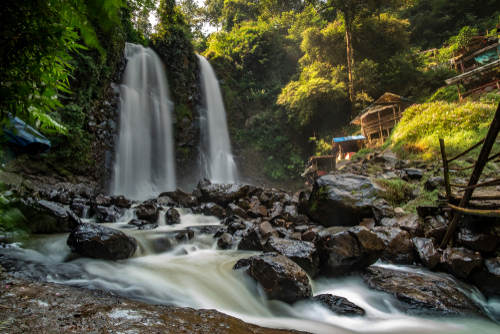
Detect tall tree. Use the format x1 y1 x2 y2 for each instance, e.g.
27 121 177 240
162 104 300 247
318 0 391 106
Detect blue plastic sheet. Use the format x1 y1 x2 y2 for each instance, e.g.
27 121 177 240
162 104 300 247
1 114 51 155
333 135 366 143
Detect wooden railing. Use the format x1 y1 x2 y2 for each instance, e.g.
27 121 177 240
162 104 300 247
438 101 500 248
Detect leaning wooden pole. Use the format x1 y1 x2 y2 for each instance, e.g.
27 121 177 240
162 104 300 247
439 139 452 203
440 102 500 248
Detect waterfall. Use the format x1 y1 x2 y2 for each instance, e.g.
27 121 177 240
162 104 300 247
197 54 238 183
112 43 176 200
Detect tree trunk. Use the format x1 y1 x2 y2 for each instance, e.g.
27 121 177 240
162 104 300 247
345 23 354 104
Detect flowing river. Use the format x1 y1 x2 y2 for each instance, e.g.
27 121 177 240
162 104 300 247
3 210 500 334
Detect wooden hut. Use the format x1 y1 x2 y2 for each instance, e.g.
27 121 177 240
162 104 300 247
350 93 412 142
332 135 366 160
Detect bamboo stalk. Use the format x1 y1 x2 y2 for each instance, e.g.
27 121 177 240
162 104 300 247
440 139 452 202
448 204 500 217
457 178 500 193
447 138 486 163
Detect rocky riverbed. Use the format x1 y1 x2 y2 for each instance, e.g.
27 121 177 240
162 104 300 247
0 166 500 332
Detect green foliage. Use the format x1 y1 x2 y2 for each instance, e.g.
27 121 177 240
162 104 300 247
351 148 373 159
427 85 461 103
391 100 497 160
402 189 439 214
237 111 303 181
376 178 417 206
0 191 26 235
309 137 333 156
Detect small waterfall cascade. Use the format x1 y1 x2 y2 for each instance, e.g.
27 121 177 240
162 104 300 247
197 54 238 183
112 43 176 200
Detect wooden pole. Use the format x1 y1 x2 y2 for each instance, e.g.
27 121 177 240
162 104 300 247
439 139 452 204
457 83 462 100
377 110 382 140
441 102 500 248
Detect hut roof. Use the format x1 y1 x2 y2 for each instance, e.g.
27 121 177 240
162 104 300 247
351 93 412 125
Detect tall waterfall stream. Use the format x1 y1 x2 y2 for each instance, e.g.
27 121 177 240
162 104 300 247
111 43 176 200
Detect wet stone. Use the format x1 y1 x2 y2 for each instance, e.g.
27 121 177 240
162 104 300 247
217 233 236 249
413 237 441 270
439 247 482 279
312 294 365 316
263 237 319 277
166 208 181 225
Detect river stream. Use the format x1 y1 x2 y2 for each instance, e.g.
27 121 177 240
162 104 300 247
4 210 500 334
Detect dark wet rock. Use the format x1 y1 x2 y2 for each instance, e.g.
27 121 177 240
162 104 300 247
67 223 137 260
174 230 195 242
228 221 247 235
270 201 284 221
128 219 158 230
199 226 222 235
259 193 271 207
161 189 199 208
395 160 411 169
233 253 312 304
308 174 382 227
203 202 224 219
110 195 132 208
258 221 276 238
217 233 236 249
413 237 441 269
424 215 448 244
166 207 181 225
297 191 309 215
196 181 250 206
362 266 482 315
263 237 319 277
214 227 227 238
226 203 247 219
395 214 424 238
416 206 440 219
456 225 500 253
66 210 83 230
312 294 365 316
247 204 268 218
157 195 176 207
70 198 88 218
400 168 423 181
275 227 297 240
316 226 385 276
440 247 482 279
91 194 111 208
238 229 263 251
371 198 394 224
136 202 159 223
472 258 500 296
94 205 123 223
371 227 414 264
283 205 299 223
301 227 323 243
360 218 376 229
425 177 445 192
192 178 211 198
237 198 251 210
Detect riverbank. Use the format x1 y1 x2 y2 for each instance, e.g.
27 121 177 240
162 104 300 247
0 265 306 334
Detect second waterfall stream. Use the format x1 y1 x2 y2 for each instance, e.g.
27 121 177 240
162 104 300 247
197 54 238 183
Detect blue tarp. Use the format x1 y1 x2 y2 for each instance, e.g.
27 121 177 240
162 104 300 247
1 114 51 155
333 135 366 143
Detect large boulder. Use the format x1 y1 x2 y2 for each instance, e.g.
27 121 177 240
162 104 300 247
13 198 82 233
217 233 236 249
161 189 198 208
94 206 123 223
238 228 263 251
471 258 500 296
413 237 441 270
439 247 482 279
90 195 111 208
233 253 312 304
400 168 423 181
311 294 365 316
202 202 224 219
67 223 137 260
110 195 132 209
424 215 448 244
195 180 249 206
270 201 284 221
70 198 89 218
226 203 247 219
394 214 424 238
136 202 159 223
308 174 383 227
166 208 181 225
371 227 414 264
316 226 385 276
362 266 482 316
371 198 394 224
424 177 444 192
263 237 319 277
455 219 500 252
128 219 158 230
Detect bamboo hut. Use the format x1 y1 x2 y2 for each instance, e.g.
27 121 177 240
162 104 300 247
350 93 412 142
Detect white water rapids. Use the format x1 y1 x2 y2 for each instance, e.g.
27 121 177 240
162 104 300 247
197 54 238 183
112 43 176 200
9 211 500 334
